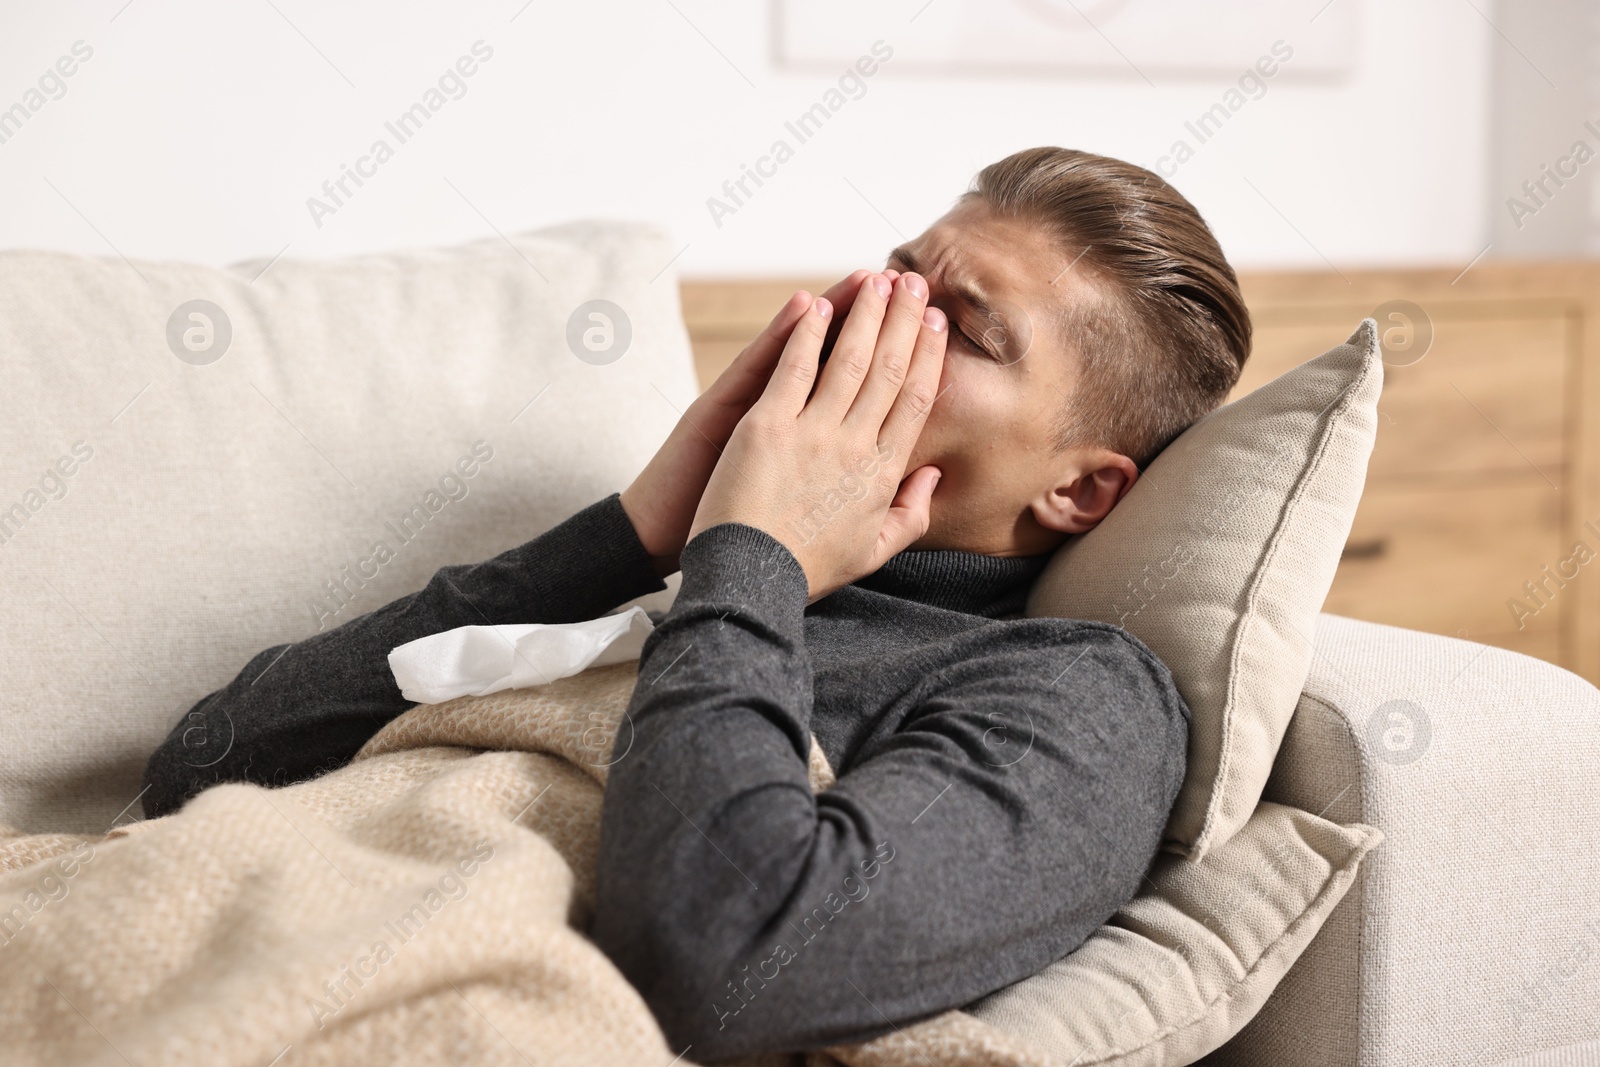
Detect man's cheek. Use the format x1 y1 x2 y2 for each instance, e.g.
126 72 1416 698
905 395 958 473
916 358 961 445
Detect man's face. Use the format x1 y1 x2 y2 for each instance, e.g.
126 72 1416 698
884 198 1107 556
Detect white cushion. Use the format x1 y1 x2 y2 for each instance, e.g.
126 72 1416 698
0 221 696 832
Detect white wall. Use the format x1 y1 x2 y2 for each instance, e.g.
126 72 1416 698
1488 0 1600 257
0 0 1494 276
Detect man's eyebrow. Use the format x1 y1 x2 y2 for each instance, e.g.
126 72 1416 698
886 245 998 322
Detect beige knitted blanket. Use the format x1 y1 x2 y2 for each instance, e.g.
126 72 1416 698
0 663 1049 1067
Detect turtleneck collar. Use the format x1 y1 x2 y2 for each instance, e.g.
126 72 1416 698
850 547 1054 618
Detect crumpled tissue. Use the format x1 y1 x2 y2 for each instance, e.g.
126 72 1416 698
388 606 655 704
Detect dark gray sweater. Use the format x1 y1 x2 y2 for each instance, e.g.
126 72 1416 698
143 494 1188 1062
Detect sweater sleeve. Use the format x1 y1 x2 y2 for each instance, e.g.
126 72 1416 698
142 493 665 817
590 523 1189 1061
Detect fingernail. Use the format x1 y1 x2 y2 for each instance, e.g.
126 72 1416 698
904 273 927 300
923 306 947 331
816 297 833 321
871 274 892 300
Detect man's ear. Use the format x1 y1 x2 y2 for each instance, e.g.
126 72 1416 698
1029 448 1139 535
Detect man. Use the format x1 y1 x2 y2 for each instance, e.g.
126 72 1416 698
144 147 1251 1060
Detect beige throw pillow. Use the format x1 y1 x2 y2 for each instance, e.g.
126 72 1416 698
1027 321 1382 860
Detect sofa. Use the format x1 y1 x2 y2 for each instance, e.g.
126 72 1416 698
1203 614 1600 1065
2 222 1597 1066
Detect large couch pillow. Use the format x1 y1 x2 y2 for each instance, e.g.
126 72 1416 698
0 221 697 833
1028 321 1382 860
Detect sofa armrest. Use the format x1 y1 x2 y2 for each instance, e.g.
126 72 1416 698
1210 614 1600 1067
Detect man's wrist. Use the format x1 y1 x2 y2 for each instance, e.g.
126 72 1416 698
677 522 809 634
618 486 682 578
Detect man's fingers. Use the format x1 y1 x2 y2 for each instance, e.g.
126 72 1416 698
760 294 833 416
706 271 866 406
846 272 929 430
819 269 872 310
704 289 811 409
816 269 872 363
808 273 892 420
877 306 948 454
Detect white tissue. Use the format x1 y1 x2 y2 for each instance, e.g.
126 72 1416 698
388 606 655 704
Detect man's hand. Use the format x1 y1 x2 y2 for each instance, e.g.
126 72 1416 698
687 272 947 601
619 270 875 577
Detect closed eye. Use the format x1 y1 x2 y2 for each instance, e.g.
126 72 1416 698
884 253 1001 361
952 323 999 360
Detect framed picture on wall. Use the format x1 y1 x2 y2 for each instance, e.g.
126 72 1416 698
773 0 1357 79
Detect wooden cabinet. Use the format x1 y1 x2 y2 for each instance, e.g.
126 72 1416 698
680 264 1600 683
1239 268 1600 683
